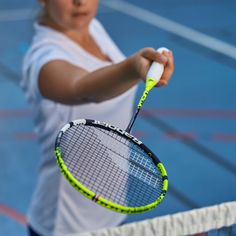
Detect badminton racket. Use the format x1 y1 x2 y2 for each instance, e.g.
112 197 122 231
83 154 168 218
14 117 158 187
54 47 169 214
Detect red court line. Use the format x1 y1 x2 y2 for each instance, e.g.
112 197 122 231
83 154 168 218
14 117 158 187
0 109 31 118
142 109 236 119
15 132 37 140
164 132 196 141
213 134 236 142
164 132 236 142
1 108 235 119
0 204 27 227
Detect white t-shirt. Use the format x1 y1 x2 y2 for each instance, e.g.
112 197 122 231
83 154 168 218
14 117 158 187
21 19 137 236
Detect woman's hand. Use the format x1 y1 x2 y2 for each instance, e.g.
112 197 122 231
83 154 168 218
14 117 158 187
129 47 174 87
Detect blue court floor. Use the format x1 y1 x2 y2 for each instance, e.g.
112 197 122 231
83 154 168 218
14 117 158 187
0 0 236 235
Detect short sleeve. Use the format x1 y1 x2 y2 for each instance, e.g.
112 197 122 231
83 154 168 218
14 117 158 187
21 43 71 102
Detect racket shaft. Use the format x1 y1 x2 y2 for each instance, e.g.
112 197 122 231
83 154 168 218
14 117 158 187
127 47 169 131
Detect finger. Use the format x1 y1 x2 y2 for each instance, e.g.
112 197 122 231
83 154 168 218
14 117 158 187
160 64 174 84
156 80 168 87
140 48 168 65
156 53 174 87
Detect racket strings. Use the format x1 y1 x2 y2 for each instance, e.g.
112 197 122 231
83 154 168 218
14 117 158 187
61 135 160 206
65 125 100 177
96 129 160 178
59 124 163 207
61 125 161 206
80 127 161 185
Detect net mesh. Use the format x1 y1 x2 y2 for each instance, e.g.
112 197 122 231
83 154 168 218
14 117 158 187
59 124 163 207
77 201 236 236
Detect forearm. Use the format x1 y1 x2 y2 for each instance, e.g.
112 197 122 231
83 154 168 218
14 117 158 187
72 57 140 104
39 48 173 105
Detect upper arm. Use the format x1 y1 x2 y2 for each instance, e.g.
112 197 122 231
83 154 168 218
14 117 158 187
38 60 89 104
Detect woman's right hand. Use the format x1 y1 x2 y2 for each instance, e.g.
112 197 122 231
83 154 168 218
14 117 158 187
129 47 174 87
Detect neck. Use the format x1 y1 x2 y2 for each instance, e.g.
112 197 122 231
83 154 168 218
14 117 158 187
65 28 91 45
39 16 91 44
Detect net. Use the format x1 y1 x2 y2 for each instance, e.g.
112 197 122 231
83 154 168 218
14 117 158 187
77 201 236 236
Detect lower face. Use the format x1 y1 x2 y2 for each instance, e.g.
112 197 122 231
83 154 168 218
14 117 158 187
43 0 99 32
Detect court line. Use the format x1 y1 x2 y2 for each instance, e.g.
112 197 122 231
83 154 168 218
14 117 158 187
0 109 31 118
0 107 236 119
0 8 38 21
0 204 27 226
1 107 236 119
15 132 37 140
135 130 236 143
142 111 236 176
213 134 236 142
101 0 236 60
164 132 196 141
143 109 236 119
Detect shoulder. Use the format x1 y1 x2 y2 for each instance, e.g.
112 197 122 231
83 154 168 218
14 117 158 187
21 23 72 98
24 23 70 63
22 23 73 75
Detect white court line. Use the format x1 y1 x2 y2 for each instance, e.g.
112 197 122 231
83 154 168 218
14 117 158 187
0 8 38 21
101 0 236 60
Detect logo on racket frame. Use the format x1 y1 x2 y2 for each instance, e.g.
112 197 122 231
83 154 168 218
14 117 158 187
92 120 142 145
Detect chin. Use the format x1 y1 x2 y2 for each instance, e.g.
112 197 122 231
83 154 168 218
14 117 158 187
72 20 90 30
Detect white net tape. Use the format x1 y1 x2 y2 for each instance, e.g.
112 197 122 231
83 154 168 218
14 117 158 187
74 201 236 236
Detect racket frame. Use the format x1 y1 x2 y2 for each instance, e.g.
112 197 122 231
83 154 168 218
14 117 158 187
55 118 168 214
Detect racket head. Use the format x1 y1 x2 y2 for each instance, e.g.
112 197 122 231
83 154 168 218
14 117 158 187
54 119 168 214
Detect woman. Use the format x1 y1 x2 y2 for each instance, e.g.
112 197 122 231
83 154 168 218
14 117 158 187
21 0 174 235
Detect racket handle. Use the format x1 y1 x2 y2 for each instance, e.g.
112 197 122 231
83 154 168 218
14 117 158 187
137 47 170 111
146 47 169 89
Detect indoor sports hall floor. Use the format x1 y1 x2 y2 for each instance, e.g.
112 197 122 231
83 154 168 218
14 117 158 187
1 0 236 235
